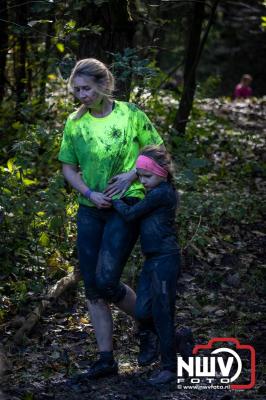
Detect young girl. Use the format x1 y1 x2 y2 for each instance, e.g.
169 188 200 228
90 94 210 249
234 74 253 99
112 145 180 385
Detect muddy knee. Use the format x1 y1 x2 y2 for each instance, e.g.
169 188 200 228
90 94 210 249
96 276 126 303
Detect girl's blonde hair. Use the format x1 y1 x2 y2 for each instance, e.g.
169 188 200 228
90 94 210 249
69 58 115 119
139 145 175 184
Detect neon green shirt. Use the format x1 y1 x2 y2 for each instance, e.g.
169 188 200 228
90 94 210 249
58 100 163 206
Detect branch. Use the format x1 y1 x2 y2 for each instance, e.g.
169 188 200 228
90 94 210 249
184 215 202 250
13 270 81 345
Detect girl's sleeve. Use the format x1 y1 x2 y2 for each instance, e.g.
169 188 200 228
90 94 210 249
58 119 78 165
112 188 166 222
135 108 164 148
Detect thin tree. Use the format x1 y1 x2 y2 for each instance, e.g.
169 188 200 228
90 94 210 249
12 0 28 107
0 0 8 102
173 0 220 136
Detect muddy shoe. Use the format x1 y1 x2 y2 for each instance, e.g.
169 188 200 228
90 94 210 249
138 330 159 366
148 369 176 385
87 358 118 379
175 327 194 360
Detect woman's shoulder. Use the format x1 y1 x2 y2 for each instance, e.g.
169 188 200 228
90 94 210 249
64 108 90 128
117 101 142 113
67 109 81 121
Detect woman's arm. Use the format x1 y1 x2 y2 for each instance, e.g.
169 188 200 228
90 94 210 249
62 163 111 208
62 163 89 195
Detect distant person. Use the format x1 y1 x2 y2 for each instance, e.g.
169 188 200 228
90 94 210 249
234 74 253 99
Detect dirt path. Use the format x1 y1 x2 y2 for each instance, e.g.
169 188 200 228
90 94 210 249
0 292 235 400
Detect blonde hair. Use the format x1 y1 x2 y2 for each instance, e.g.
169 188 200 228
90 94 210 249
69 58 115 119
140 145 175 184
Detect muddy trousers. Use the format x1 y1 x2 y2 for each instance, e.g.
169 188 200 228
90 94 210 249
77 201 139 303
135 253 180 371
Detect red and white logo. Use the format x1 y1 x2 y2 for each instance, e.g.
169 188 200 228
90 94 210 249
177 338 256 390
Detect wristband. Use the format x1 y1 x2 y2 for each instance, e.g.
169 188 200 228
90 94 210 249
84 188 92 199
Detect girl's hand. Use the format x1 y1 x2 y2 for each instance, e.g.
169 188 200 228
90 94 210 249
103 171 137 198
90 192 112 209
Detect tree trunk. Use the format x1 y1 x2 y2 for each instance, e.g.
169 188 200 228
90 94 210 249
39 24 53 103
174 1 205 135
0 0 8 102
77 0 137 100
13 0 28 107
173 0 220 136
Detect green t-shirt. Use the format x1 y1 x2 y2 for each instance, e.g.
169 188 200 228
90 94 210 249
58 100 163 206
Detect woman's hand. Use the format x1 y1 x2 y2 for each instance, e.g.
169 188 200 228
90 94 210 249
90 192 112 209
103 171 137 198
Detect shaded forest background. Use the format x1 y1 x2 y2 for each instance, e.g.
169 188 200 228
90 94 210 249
0 0 266 399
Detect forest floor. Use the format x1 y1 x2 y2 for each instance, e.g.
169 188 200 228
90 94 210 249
0 98 265 400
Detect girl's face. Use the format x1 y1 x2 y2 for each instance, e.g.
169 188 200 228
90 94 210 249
242 77 252 87
137 168 166 191
72 75 103 109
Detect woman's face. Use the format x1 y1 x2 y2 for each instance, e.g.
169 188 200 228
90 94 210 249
137 168 166 191
72 75 103 109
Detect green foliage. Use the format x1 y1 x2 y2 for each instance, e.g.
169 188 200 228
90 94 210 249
260 16 266 30
197 75 222 98
0 98 76 317
111 48 158 88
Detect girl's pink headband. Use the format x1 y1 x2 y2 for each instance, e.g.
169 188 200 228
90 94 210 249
136 155 168 177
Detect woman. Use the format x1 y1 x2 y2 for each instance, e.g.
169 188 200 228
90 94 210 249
58 58 163 379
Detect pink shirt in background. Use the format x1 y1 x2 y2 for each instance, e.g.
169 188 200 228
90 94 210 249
234 84 253 98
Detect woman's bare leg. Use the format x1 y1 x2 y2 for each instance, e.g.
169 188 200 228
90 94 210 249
115 284 136 318
87 299 113 351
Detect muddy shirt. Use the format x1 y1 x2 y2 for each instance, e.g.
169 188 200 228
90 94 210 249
113 181 179 256
58 101 163 206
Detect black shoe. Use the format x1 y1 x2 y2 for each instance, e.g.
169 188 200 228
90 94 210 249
148 369 176 385
85 358 118 379
175 327 194 360
138 330 159 366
